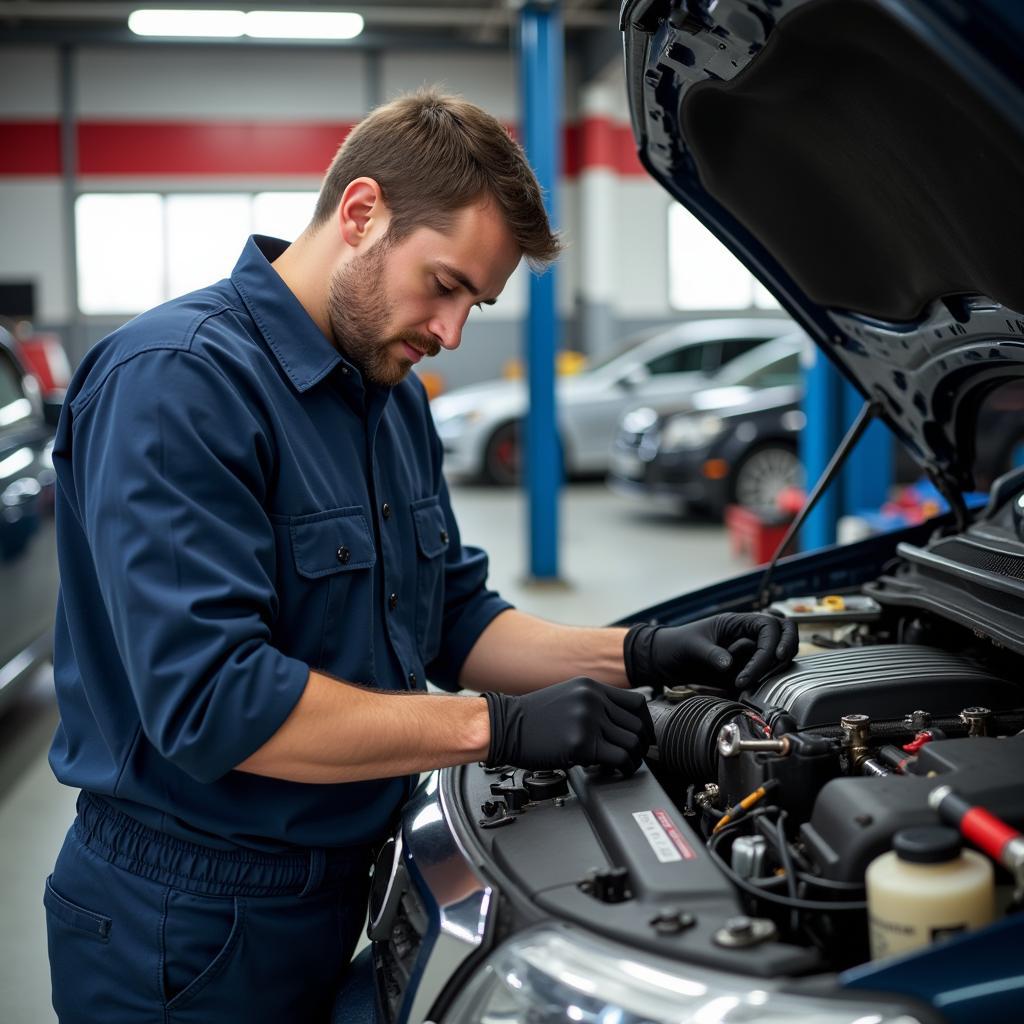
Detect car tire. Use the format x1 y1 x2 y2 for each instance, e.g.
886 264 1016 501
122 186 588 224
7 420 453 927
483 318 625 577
731 443 803 511
481 423 570 486
482 422 521 486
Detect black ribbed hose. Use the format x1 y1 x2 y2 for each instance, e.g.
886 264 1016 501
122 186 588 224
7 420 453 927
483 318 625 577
648 696 747 782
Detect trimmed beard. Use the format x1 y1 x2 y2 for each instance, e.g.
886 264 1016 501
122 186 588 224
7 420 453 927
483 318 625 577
327 236 440 388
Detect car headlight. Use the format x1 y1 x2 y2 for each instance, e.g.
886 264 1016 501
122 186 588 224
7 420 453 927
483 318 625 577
443 925 922 1024
433 408 483 431
621 406 659 435
660 413 724 452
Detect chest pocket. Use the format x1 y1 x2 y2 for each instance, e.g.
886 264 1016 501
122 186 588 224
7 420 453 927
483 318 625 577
289 507 376 670
411 496 450 665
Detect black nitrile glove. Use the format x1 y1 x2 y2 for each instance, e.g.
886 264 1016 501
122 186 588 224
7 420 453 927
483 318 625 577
623 613 799 693
483 677 655 776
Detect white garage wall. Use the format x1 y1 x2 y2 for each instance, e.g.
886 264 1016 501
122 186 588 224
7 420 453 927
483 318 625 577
0 48 61 115
613 181 672 318
0 181 69 323
381 52 519 119
0 47 67 323
380 51 580 121
76 47 370 119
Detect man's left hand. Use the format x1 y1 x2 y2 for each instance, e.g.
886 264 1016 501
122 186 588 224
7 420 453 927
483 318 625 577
624 613 799 693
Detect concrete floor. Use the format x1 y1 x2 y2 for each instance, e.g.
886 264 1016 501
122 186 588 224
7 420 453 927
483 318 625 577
0 480 747 1023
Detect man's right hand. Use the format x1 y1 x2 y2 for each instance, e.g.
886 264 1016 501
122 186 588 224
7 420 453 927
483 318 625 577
482 677 654 776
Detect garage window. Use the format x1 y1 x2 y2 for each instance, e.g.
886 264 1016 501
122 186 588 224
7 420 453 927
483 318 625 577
668 203 780 311
76 191 317 315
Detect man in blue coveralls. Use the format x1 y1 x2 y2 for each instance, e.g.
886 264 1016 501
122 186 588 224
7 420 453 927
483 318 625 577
44 90 797 1022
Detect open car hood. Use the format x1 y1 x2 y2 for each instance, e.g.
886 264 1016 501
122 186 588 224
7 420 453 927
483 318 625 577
621 0 1024 502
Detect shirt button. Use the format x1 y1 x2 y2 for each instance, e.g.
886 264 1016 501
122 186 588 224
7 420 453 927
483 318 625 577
440 529 449 544
388 593 398 611
340 365 350 375
408 671 417 686
336 546 351 565
382 502 392 519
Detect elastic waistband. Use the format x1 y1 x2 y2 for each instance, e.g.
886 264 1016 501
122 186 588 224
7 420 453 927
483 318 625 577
74 791 374 898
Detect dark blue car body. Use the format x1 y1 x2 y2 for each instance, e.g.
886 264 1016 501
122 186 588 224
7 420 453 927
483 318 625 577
0 325 58 713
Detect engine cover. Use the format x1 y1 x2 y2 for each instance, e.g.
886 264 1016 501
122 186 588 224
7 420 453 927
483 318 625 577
746 644 1019 727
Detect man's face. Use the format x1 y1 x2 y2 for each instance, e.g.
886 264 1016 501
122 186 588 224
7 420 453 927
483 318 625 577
327 200 521 387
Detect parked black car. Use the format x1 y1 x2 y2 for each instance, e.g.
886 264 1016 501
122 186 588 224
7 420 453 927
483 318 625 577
610 342 1023 519
0 324 58 714
367 2 1024 1023
609 334 804 515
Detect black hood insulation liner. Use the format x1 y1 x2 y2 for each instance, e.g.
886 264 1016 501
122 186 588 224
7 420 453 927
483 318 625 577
681 0 1024 323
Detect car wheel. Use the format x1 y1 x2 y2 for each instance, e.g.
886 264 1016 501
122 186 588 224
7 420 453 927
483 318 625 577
483 422 521 486
482 423 570 485
732 444 802 510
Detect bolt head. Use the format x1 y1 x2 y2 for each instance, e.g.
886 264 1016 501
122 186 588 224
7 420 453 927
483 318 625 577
649 907 696 935
718 723 742 757
714 915 778 948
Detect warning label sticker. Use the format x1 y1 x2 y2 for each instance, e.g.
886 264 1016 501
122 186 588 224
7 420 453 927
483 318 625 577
632 810 697 863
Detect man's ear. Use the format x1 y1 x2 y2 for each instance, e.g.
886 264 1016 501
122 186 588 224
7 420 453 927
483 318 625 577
337 177 387 249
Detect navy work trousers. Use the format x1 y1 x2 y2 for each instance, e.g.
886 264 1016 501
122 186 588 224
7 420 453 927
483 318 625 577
45 792 376 1023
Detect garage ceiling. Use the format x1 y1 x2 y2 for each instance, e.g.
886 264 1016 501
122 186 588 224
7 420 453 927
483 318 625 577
0 0 621 50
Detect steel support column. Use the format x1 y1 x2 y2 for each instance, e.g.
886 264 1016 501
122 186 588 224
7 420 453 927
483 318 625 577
519 1 563 580
59 44 83 365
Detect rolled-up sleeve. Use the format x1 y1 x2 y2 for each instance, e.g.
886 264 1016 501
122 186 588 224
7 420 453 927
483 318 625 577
67 348 309 783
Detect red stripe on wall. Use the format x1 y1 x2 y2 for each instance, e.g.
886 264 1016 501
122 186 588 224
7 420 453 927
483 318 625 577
78 121 356 176
0 117 648 178
565 116 645 177
0 122 62 175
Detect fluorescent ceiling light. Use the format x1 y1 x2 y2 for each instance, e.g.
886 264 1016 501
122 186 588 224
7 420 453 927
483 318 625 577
128 9 364 40
244 11 364 39
128 9 245 37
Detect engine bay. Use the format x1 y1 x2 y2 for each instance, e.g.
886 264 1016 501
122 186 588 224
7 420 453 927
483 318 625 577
645 610 1024 969
369 481 1024 1024
455 478 1024 986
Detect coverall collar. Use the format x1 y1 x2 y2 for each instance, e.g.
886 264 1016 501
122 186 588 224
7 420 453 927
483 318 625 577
230 234 355 394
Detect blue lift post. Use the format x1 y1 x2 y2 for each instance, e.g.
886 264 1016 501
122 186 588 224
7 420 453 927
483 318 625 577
800 345 844 551
841 379 892 521
519 0 563 580
800 348 893 551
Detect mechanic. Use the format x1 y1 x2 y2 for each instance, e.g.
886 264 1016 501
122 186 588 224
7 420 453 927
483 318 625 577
44 89 798 1024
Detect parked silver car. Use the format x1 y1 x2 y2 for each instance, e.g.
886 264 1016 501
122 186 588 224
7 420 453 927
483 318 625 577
608 334 806 516
431 317 794 484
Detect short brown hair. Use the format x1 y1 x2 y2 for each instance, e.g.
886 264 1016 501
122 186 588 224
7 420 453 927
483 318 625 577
311 88 562 270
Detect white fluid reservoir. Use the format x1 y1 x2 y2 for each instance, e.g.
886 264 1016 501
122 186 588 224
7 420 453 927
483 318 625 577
866 825 994 960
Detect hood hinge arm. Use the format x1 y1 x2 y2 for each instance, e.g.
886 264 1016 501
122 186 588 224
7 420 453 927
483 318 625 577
756 399 882 609
927 468 969 534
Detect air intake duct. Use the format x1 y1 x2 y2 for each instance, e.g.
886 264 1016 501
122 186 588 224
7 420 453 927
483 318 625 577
648 696 747 782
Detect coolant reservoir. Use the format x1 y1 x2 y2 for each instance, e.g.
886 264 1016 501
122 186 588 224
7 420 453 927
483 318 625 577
866 826 994 959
